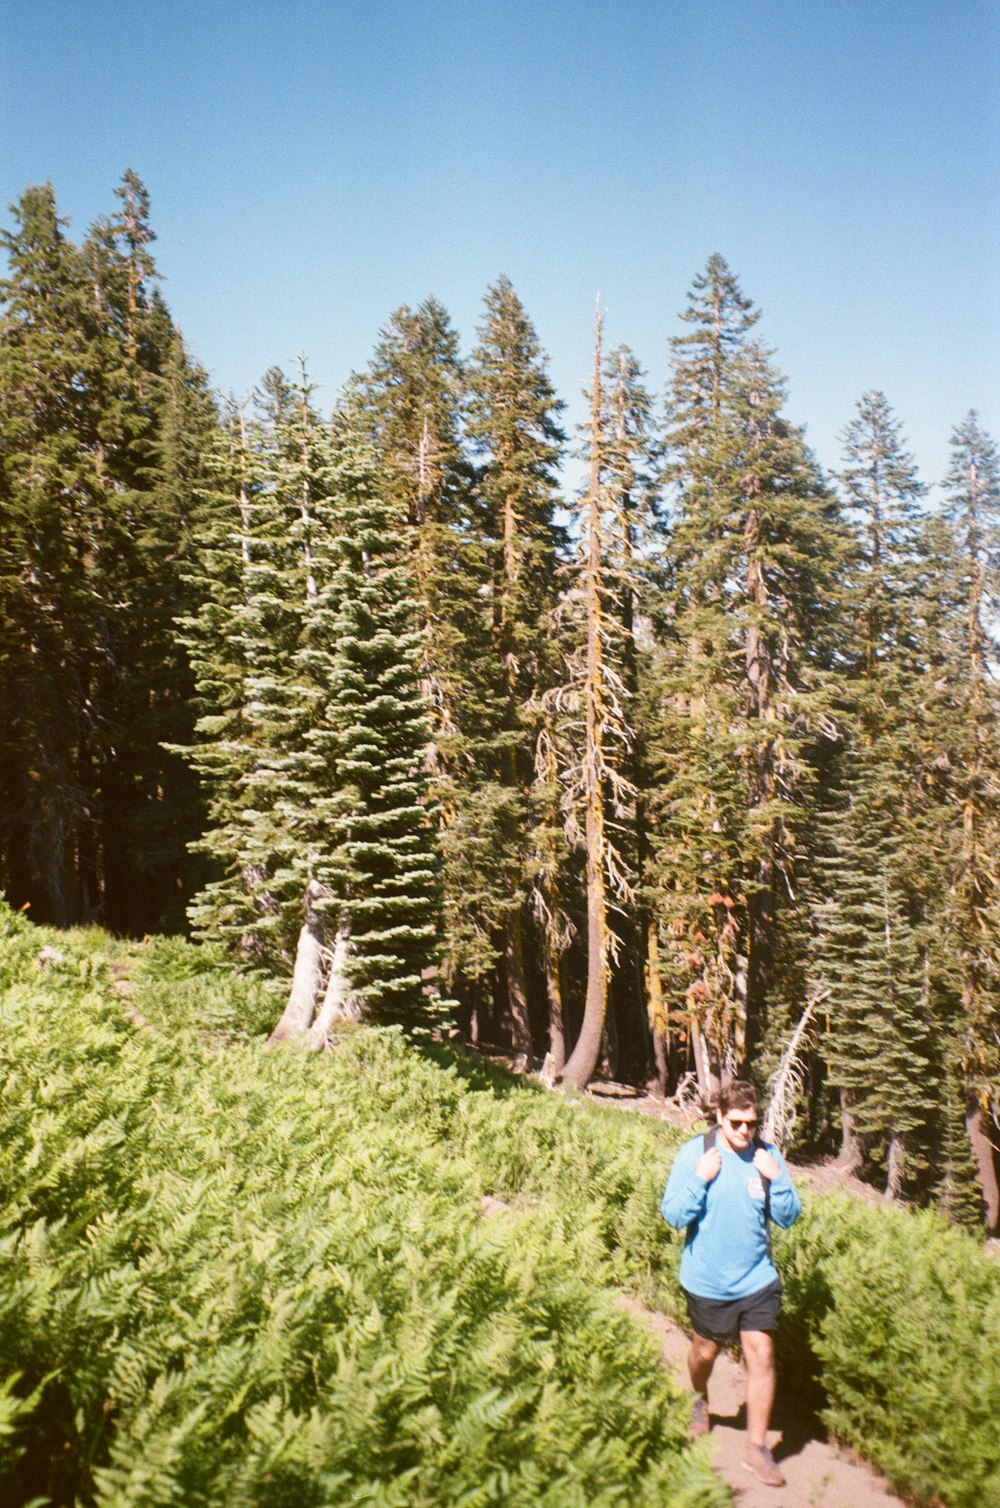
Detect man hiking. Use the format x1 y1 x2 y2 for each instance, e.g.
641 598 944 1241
661 1079 801 1488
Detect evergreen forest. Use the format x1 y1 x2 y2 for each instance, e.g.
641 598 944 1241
2 174 999 1234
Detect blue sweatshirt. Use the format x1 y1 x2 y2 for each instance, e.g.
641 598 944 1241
661 1131 801 1300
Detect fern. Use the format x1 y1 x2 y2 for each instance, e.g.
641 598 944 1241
1 902 996 1508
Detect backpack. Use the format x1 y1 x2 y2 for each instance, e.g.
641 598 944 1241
688 1124 773 1261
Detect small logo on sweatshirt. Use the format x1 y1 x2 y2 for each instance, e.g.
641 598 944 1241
747 1175 765 1201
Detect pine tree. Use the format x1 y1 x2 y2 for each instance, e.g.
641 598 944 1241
266 403 442 1039
463 275 566 1061
136 326 221 922
179 368 321 970
600 341 662 1085
934 1058 988 1229
356 297 478 725
838 390 925 692
811 393 956 1194
651 255 847 1098
811 756 936 1198
555 311 642 1091
179 372 442 1036
901 510 990 1223
355 300 494 1029
173 399 262 948
309 428 441 1031
820 392 935 1164
0 176 214 930
939 413 1000 1227
0 183 98 922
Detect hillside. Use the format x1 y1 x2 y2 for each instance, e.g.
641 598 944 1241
1 905 998 1507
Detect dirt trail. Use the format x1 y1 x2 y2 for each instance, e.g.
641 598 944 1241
618 1296 906 1508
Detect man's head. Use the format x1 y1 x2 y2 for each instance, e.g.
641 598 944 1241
716 1079 759 1151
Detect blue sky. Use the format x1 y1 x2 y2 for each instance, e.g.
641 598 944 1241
3 0 998 495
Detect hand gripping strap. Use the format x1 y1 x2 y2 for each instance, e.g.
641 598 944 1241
687 1124 772 1261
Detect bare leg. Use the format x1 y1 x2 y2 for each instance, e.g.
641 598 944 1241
688 1332 721 1399
741 1329 776 1446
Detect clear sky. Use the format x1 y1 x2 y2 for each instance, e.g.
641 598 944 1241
2 0 998 496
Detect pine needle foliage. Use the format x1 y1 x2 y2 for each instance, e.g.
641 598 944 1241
939 413 1000 1125
0 178 216 932
302 423 443 1028
651 255 849 1093
811 758 937 1198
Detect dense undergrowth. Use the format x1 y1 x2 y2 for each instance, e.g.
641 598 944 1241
0 909 721 1507
2 905 998 1507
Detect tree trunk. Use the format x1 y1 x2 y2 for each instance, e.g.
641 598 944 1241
884 1133 904 1201
649 1026 668 1098
505 910 535 1067
543 931 566 1074
645 922 668 1096
268 880 327 1043
562 829 608 1090
743 532 777 1050
308 920 361 1048
733 949 749 1065
533 721 569 1075
836 1091 862 1172
560 316 609 1092
690 1016 720 1105
966 1102 1000 1232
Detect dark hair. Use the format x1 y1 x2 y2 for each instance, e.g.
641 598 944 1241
717 1079 759 1117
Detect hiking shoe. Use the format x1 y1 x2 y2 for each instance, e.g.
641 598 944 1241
742 1443 786 1487
689 1395 710 1439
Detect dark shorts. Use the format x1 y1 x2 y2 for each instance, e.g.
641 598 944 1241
684 1278 782 1345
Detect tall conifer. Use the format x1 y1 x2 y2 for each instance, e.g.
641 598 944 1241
302 420 442 1032
180 369 320 968
355 301 493 1027
0 177 214 929
812 394 945 1188
939 413 1000 1225
464 276 566 1060
554 312 643 1090
0 184 96 921
652 256 846 1097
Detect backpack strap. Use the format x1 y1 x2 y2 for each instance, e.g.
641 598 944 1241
686 1126 719 1244
754 1133 773 1263
687 1125 773 1262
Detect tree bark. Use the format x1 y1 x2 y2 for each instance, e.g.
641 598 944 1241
835 1091 862 1172
966 1102 1000 1232
649 1026 668 1098
560 316 609 1091
884 1133 904 1201
268 880 327 1043
561 829 609 1090
690 1016 720 1106
543 927 566 1073
743 533 776 1047
504 910 535 1067
645 922 668 1096
308 920 361 1048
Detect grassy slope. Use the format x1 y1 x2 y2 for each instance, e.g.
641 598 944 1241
2 908 998 1507
0 909 723 1508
